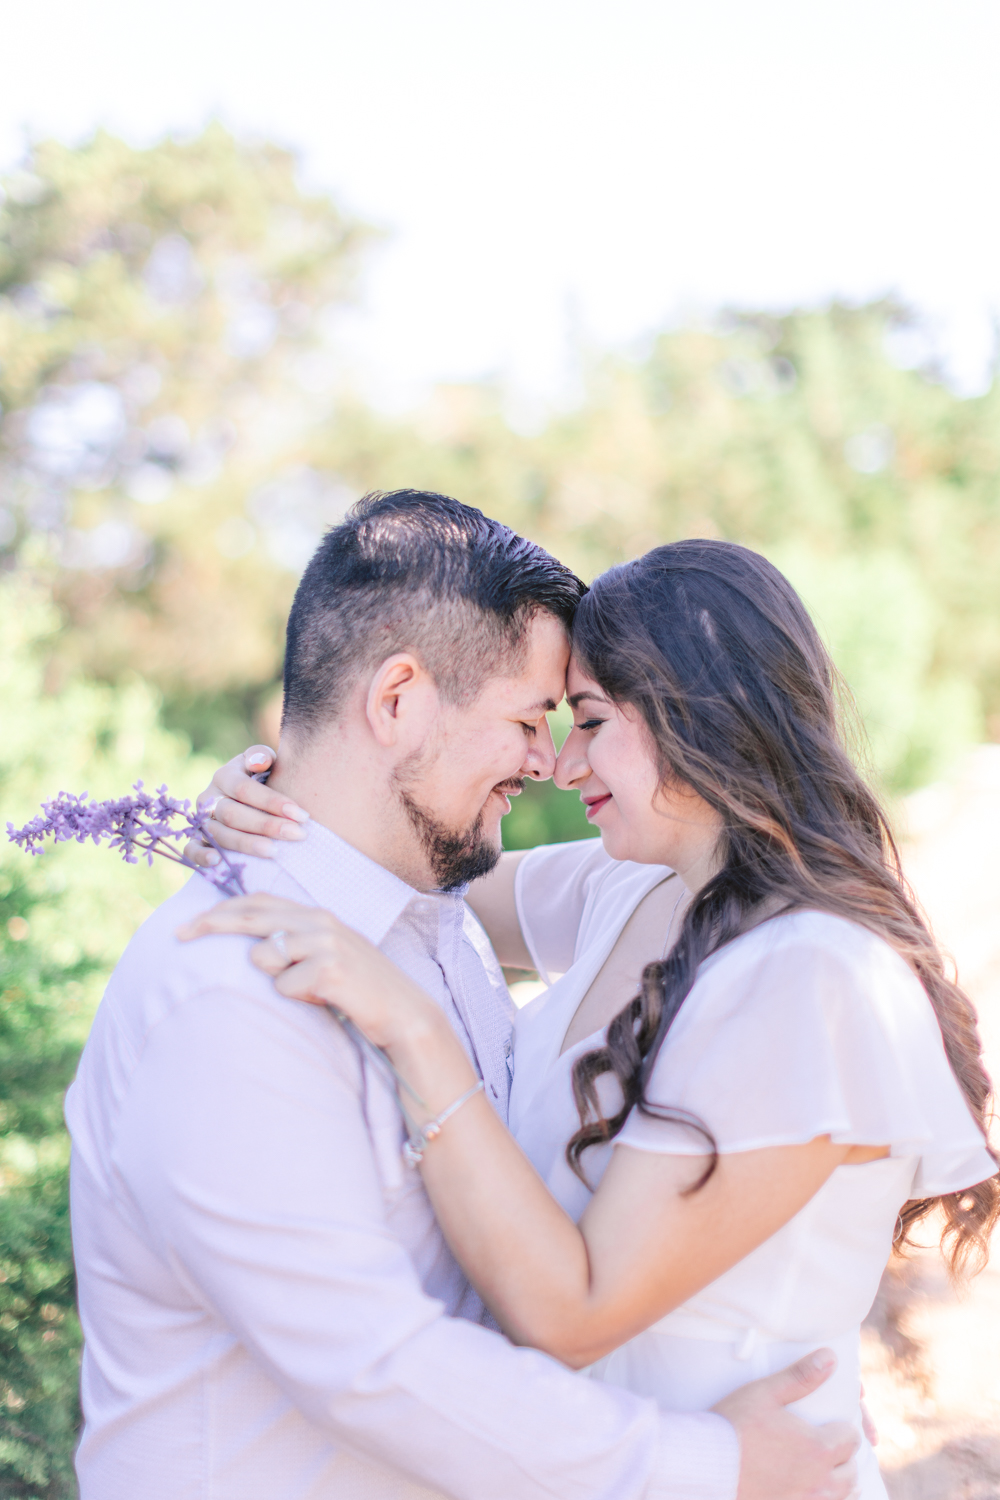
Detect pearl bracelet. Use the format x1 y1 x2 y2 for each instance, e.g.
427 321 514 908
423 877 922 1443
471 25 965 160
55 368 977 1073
403 1080 485 1167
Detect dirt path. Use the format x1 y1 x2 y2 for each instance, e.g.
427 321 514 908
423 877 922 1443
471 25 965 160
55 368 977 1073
864 746 1000 1496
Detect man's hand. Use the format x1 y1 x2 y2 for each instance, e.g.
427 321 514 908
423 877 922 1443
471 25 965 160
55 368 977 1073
714 1349 860 1500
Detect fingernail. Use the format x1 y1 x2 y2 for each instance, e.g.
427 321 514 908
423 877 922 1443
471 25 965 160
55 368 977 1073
204 850 221 865
246 753 270 768
279 823 307 840
804 1349 836 1376
282 803 309 823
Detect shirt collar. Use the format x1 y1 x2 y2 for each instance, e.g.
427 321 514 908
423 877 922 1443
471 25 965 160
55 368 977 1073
269 819 420 947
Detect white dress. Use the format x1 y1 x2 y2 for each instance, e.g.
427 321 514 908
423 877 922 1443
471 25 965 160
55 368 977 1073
511 841 996 1500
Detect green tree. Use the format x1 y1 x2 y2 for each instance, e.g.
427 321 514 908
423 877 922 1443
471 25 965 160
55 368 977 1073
0 126 371 738
6 132 999 789
0 875 91 1499
0 575 217 1494
282 302 1000 793
493 304 999 791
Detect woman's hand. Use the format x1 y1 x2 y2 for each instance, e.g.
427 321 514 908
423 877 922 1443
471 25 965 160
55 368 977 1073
176 893 437 1050
183 747 308 867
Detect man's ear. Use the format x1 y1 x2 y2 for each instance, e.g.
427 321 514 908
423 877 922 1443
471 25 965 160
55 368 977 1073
365 654 436 747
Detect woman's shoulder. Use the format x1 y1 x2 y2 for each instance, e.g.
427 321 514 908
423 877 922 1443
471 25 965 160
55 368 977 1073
631 904 992 1188
714 908 915 983
518 838 673 919
689 907 928 1034
515 838 675 978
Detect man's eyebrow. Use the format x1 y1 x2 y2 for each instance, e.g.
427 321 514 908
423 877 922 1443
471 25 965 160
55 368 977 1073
525 698 559 713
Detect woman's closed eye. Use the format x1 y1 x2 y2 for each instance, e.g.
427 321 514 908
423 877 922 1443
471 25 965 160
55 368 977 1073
575 718 606 732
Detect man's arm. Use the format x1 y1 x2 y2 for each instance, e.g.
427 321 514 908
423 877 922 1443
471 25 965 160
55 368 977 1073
114 977 738 1500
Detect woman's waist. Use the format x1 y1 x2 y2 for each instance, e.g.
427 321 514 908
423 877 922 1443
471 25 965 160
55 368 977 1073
588 1323 863 1429
647 1304 857 1349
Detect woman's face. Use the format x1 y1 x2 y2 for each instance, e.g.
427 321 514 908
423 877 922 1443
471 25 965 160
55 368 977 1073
555 658 724 889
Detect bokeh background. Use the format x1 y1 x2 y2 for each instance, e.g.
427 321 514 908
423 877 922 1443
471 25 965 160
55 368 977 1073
2 3 1000 1493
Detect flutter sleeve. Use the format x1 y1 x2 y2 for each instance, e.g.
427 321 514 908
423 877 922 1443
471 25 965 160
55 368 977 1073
616 911 997 1199
514 838 613 982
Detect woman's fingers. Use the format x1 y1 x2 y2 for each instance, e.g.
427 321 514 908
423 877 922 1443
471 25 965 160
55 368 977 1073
185 746 309 864
183 837 225 868
179 898 435 1045
196 749 308 824
176 894 336 942
213 795 308 838
183 823 278 864
248 927 333 977
183 808 289 865
272 956 342 1007
243 745 276 775
209 796 308 843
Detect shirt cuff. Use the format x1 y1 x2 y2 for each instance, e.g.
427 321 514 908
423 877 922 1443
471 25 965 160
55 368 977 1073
645 1412 740 1500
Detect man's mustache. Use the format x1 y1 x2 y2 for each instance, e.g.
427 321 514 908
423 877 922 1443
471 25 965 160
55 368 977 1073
493 778 526 796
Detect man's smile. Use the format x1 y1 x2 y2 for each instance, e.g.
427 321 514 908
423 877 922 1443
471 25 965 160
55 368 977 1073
491 777 525 814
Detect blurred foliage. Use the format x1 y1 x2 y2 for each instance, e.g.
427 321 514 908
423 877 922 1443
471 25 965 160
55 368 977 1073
0 579 214 1496
3 126 1000 1484
0 874 89 1499
0 125 371 728
3 128 998 782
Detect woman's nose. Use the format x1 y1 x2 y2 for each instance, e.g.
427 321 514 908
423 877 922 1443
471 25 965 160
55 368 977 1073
554 728 590 791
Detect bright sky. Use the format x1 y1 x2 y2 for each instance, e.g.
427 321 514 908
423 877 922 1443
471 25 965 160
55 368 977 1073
4 0 999 411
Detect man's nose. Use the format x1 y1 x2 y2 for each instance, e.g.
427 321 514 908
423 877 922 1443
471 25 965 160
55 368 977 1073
522 717 557 781
554 729 589 791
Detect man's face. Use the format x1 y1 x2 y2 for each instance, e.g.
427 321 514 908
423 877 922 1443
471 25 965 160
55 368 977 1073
392 611 570 889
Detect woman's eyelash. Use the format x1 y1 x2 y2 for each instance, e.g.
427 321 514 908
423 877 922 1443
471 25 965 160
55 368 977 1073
576 718 605 732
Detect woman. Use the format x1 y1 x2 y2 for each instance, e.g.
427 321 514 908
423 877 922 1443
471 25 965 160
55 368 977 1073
184 540 998 1499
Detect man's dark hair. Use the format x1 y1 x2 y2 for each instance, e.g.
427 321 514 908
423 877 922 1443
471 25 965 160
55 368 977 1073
282 489 585 736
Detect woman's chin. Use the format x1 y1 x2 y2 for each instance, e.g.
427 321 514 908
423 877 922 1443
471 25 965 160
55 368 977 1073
596 824 629 861
597 825 665 867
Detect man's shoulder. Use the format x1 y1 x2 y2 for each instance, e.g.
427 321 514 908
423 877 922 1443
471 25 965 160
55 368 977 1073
88 855 315 1061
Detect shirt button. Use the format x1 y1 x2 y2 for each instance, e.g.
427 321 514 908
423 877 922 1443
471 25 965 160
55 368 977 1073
412 898 435 916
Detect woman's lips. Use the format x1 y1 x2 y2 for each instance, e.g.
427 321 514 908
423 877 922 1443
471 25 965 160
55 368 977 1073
584 794 612 820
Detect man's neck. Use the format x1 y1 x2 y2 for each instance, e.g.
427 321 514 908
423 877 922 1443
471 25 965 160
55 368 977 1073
267 737 436 892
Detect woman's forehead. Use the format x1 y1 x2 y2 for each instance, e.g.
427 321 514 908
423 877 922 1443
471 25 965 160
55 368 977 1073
565 657 605 700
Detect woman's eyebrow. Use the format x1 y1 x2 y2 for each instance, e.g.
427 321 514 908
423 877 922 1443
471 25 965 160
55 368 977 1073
567 691 611 708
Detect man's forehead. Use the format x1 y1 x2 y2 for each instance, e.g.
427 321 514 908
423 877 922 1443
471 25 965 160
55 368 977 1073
468 611 568 709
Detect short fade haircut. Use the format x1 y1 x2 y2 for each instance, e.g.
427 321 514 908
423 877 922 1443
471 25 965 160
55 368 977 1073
282 489 585 736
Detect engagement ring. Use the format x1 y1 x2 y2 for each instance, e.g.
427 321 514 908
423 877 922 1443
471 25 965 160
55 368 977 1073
272 930 289 960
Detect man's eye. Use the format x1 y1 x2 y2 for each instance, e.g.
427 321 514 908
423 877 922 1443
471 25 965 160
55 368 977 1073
576 718 605 732
520 722 538 736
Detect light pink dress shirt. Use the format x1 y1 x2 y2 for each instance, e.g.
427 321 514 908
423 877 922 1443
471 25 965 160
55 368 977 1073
66 821 738 1499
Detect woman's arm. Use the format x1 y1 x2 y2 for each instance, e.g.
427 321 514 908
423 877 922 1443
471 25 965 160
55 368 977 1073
463 849 533 969
179 894 853 1369
384 1020 850 1367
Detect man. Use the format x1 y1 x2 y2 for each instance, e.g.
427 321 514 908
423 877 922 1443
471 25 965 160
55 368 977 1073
67 490 858 1498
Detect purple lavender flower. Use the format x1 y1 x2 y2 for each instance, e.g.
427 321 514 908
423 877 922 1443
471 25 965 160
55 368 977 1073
7 782 246 897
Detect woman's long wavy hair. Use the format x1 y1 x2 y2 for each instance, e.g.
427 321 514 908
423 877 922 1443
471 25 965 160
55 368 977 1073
566 539 998 1277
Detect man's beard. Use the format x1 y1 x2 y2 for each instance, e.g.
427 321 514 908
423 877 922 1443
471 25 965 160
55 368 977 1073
396 778 524 891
